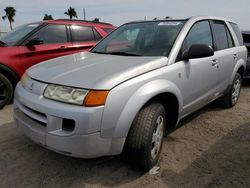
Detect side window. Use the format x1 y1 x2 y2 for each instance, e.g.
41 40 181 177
71 25 95 42
31 24 67 44
230 23 244 46
226 27 234 48
213 21 230 50
182 21 213 52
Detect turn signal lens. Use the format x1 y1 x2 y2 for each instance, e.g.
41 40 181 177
83 90 109 107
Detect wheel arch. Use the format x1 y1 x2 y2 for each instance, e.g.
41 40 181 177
110 79 183 139
237 65 245 79
231 59 246 83
0 63 20 88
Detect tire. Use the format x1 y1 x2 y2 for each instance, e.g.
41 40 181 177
220 73 242 108
125 103 166 171
0 73 13 109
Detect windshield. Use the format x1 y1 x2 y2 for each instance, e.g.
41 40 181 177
91 20 185 57
1 23 40 46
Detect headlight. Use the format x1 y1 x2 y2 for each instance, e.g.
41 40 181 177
44 84 88 105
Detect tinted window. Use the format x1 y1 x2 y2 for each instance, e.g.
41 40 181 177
213 22 230 50
226 27 234 48
182 21 213 51
230 23 243 46
30 24 67 44
93 29 102 41
103 28 114 34
71 25 95 42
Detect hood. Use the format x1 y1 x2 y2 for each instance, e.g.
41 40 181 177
27 52 167 89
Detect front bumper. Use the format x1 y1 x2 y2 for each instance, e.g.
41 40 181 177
14 82 125 158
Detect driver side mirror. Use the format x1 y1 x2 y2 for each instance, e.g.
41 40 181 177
26 38 44 46
182 44 214 60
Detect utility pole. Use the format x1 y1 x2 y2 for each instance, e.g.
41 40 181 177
83 8 86 21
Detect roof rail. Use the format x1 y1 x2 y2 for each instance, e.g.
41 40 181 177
55 19 113 26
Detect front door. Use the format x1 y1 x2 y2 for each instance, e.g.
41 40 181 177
177 20 219 116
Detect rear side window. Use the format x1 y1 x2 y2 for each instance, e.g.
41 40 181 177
212 21 235 50
182 21 213 51
213 22 229 50
226 27 234 48
230 23 244 46
71 25 95 42
31 24 67 44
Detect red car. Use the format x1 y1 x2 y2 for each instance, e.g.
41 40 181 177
0 19 115 109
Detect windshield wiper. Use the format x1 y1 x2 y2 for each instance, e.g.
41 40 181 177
108 52 142 56
91 51 142 56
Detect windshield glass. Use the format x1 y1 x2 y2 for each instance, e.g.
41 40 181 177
91 20 185 57
1 23 40 45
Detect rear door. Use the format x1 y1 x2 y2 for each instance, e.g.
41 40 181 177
70 25 99 53
211 21 237 92
19 24 74 70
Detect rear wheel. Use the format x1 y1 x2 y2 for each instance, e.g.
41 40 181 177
125 103 166 171
0 73 13 109
220 73 242 108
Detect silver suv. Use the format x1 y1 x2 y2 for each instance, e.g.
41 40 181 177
14 16 247 171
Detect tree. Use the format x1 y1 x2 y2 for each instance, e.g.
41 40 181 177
93 18 100 22
2 6 16 30
43 14 53 20
64 7 78 19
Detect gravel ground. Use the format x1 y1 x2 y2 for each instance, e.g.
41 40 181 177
0 81 249 188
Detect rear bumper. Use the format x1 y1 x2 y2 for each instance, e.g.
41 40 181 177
14 82 125 158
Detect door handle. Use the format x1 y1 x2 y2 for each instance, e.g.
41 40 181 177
212 59 218 66
233 54 238 60
211 59 219 68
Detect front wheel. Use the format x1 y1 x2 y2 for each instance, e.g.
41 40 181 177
220 73 242 108
125 103 166 171
0 73 13 109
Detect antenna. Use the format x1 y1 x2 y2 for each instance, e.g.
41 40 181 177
83 8 86 21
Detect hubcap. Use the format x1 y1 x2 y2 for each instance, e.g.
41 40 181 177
232 79 241 105
151 115 164 159
0 80 7 104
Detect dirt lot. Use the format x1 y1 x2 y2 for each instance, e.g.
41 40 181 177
0 81 250 188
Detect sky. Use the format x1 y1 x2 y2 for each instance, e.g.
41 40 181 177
0 0 250 32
